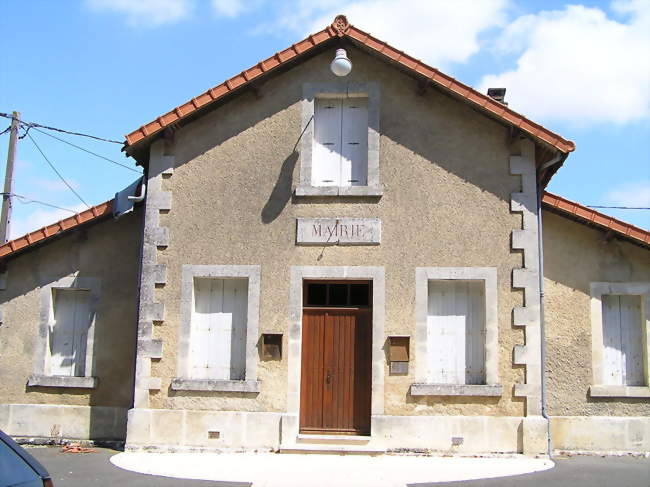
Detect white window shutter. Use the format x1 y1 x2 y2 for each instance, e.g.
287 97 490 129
190 278 248 380
466 281 486 384
312 98 342 186
341 97 368 186
426 281 445 383
450 281 468 384
602 295 623 385
224 279 248 380
191 278 214 379
603 294 644 386
620 295 644 386
72 291 90 376
50 289 90 377
211 278 233 380
426 280 486 385
427 281 465 384
50 290 75 376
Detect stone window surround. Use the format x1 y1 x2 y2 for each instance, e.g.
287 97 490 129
28 276 101 389
589 282 650 398
172 265 261 393
286 266 385 437
411 267 501 397
295 82 382 197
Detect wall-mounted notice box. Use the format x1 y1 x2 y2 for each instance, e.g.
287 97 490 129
388 335 410 375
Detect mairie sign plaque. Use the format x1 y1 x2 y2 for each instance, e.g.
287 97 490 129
296 218 381 246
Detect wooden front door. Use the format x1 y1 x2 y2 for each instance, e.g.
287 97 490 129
300 282 372 435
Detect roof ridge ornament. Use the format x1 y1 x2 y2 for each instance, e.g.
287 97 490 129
331 14 350 36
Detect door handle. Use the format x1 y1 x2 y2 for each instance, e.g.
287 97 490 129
326 371 332 385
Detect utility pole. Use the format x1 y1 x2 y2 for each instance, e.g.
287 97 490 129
1 111 19 243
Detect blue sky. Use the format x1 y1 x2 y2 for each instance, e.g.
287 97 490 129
1 0 648 238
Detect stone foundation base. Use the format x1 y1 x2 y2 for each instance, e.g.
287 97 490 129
522 416 548 455
369 415 526 454
128 411 535 454
5 404 645 455
125 408 282 451
551 416 650 454
0 404 127 440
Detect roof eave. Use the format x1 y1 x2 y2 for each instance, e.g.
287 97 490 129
542 191 650 249
0 200 115 262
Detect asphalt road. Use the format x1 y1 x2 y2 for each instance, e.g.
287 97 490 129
26 446 245 487
26 446 650 487
414 455 650 487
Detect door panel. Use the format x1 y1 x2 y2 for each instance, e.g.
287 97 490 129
301 311 325 430
300 308 372 435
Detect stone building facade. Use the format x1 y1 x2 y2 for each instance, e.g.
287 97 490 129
0 16 647 455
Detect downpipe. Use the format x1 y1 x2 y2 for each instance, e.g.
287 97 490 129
129 175 147 412
537 152 563 457
128 181 146 203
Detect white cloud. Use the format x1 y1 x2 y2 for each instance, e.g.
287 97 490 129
478 1 650 125
260 0 509 69
211 0 247 17
313 0 508 68
84 0 649 127
85 0 193 27
603 180 650 208
9 204 87 240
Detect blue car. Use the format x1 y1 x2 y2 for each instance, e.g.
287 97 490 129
0 430 53 487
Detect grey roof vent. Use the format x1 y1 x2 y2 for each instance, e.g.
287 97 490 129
487 87 507 105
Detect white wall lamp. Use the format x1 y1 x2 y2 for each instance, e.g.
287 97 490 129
330 48 352 76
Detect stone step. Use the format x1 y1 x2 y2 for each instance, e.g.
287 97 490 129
279 444 385 455
296 434 371 445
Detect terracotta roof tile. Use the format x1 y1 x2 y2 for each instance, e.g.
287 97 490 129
0 200 114 259
124 15 575 156
542 191 650 248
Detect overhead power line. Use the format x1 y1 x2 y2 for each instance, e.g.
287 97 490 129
0 112 122 144
0 113 140 173
587 205 650 210
27 133 90 209
1 192 77 213
32 127 141 174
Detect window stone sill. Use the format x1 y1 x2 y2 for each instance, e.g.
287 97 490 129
589 385 650 398
410 383 503 397
27 374 98 389
295 185 383 197
171 378 261 393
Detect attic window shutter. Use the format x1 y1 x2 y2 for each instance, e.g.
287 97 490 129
341 98 368 186
312 98 342 186
602 295 644 386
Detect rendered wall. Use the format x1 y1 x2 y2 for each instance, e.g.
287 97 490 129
0 209 142 440
543 211 649 417
543 210 650 452
140 46 531 420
